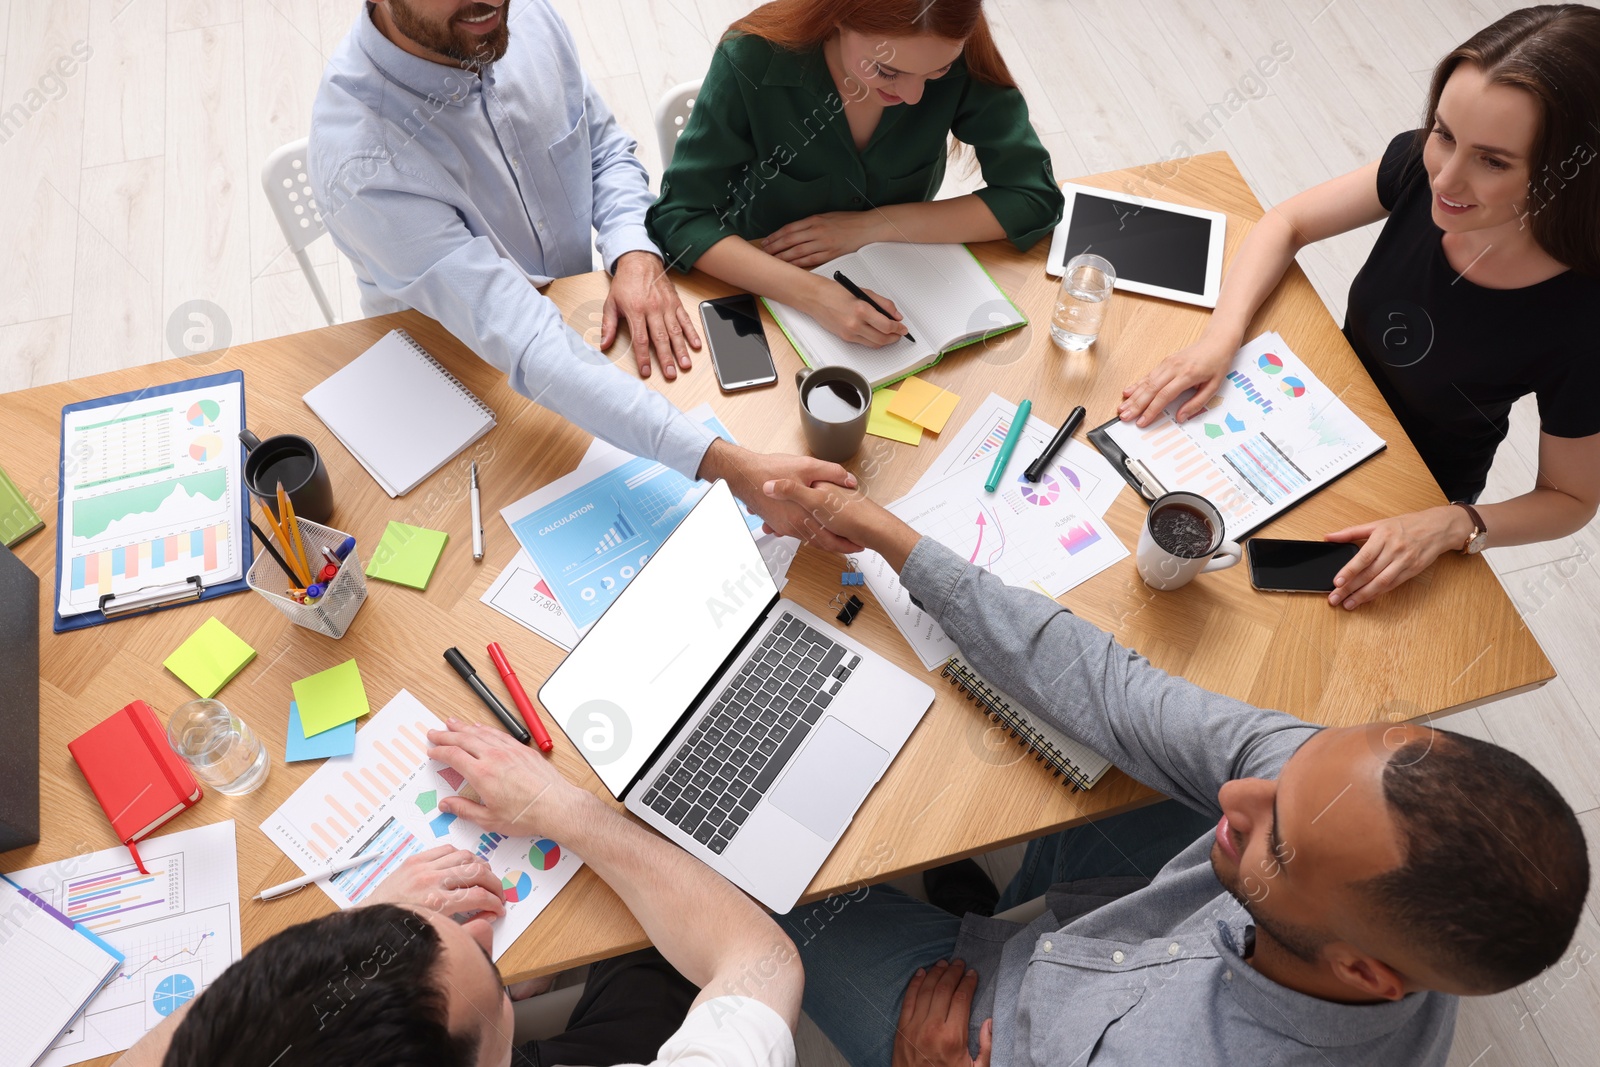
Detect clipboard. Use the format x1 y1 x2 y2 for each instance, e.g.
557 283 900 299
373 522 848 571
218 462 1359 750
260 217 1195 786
53 371 254 633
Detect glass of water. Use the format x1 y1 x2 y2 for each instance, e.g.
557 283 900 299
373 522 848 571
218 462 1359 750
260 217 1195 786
166 699 271 796
1051 254 1116 351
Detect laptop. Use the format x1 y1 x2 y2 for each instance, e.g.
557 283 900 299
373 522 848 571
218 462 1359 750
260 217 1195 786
539 480 933 911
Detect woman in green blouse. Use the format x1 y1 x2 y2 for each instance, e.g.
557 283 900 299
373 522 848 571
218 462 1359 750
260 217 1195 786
646 0 1063 347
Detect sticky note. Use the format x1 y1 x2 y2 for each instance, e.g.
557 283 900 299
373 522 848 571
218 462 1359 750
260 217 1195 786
285 701 357 762
366 521 448 590
886 376 961 433
164 618 257 698
291 658 370 737
867 389 922 444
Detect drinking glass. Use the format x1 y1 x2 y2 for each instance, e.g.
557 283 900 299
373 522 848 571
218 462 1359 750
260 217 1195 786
166 699 270 796
1051 254 1116 351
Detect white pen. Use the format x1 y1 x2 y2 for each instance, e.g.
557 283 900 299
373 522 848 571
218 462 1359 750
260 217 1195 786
254 853 380 901
470 460 484 562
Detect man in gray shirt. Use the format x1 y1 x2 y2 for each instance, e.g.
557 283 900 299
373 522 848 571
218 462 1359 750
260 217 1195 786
759 479 1589 1066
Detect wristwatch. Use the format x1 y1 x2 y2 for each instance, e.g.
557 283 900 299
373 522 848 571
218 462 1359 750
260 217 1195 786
1451 501 1488 555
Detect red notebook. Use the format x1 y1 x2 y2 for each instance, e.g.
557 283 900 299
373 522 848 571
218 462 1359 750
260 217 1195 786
68 700 202 873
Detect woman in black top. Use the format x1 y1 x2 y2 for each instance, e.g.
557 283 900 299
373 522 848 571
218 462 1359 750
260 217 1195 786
1119 5 1600 610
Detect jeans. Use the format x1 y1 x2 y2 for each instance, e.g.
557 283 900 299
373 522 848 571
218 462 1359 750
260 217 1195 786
776 800 1214 1067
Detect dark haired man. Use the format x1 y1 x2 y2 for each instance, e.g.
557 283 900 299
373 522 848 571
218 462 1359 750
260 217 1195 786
758 477 1589 1067
118 724 803 1067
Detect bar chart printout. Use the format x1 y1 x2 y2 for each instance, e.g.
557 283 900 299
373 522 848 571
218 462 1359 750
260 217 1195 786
261 690 584 958
5 822 243 1066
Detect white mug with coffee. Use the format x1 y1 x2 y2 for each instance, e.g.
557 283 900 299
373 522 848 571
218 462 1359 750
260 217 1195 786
1137 491 1242 591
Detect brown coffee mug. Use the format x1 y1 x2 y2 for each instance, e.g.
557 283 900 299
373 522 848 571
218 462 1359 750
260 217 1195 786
795 366 871 462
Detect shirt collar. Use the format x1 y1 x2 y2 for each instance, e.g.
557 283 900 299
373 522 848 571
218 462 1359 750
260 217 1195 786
358 2 478 107
1207 897 1443 1048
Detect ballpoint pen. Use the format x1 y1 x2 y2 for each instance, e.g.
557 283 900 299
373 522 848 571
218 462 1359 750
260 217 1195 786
470 461 484 562
834 271 915 344
255 853 380 900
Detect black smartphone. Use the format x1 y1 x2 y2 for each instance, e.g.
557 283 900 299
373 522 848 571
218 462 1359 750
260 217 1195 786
1247 538 1360 593
700 294 778 392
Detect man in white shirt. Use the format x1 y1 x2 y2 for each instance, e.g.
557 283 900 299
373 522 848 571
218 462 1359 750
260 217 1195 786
117 718 803 1067
310 0 856 550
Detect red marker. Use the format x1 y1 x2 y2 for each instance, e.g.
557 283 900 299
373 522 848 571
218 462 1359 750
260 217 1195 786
486 641 554 752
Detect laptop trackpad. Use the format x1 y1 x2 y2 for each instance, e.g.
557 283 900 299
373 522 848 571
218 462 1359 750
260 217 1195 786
768 718 889 840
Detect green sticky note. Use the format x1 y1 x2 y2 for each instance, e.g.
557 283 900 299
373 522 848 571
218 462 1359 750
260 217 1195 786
163 618 257 698
366 521 449 590
291 658 371 737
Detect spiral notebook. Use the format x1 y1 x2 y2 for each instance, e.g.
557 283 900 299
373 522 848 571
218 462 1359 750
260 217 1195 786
304 330 496 497
941 655 1111 791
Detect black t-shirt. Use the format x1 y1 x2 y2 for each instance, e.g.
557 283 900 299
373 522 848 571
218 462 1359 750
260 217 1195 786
1343 131 1600 501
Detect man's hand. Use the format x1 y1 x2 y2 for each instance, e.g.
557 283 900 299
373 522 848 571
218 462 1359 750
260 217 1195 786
762 211 885 268
604 251 701 380
366 844 506 920
760 475 920 569
893 960 993 1067
698 440 864 553
428 719 588 838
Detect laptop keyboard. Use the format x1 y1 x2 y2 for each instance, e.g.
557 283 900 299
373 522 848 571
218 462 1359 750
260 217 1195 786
643 613 862 854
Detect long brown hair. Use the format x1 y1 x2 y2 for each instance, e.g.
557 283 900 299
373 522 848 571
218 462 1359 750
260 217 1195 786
730 0 1016 89
1424 5 1600 274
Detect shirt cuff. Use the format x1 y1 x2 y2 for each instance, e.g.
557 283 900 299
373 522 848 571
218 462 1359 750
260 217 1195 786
898 537 968 622
661 414 721 480
598 223 662 274
974 180 1063 252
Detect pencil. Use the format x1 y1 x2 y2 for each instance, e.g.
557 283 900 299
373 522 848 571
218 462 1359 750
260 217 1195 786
248 520 297 581
278 483 313 585
254 498 306 585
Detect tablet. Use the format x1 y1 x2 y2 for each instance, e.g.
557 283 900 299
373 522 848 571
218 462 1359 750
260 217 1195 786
1046 183 1227 308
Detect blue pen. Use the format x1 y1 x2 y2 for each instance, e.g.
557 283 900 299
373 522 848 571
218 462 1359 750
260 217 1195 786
984 399 1032 492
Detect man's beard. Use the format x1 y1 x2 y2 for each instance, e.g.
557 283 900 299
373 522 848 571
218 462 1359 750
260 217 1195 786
1219 878 1329 965
387 0 511 67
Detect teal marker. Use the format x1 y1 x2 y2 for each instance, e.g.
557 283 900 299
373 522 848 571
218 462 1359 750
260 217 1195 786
984 399 1032 492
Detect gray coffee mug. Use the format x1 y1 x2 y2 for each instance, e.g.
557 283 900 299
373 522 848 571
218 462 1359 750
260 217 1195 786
795 366 870 462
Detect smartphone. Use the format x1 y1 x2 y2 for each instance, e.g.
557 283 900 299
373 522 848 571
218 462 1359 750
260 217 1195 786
700 294 778 392
1247 538 1360 593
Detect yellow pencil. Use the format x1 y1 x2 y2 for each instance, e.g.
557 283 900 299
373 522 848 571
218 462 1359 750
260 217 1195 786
277 483 313 585
256 497 309 586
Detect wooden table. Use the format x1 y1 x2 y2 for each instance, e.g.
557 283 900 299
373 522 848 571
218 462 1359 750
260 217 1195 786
0 154 1551 1039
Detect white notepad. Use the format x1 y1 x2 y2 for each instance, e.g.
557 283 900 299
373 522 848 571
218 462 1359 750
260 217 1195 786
0 877 125 1065
304 330 497 497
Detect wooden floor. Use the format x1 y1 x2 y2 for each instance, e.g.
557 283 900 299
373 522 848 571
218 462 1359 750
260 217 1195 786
3 1 1598 1063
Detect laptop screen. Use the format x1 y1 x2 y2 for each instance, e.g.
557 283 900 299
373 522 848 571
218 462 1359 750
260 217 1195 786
538 481 779 797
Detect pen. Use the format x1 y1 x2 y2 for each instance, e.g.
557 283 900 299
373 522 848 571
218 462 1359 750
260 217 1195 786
443 646 531 744
833 271 915 344
486 641 554 753
332 536 356 561
470 461 484 562
1023 405 1087 483
985 399 1032 492
255 854 380 901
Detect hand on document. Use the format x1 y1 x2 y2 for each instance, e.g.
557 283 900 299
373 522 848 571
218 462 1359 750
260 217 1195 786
367 843 507 921
699 439 866 553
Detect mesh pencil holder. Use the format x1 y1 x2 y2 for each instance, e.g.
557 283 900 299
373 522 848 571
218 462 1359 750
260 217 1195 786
246 516 367 639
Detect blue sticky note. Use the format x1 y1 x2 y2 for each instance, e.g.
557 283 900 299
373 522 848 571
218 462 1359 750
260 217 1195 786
285 701 357 762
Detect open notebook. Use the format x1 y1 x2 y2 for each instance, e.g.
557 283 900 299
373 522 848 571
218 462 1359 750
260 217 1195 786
304 330 496 497
762 243 1026 388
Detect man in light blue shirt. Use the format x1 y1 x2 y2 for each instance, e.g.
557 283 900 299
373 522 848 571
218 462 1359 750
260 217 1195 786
309 0 857 549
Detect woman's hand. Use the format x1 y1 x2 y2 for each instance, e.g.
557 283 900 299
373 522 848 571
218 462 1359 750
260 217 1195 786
807 279 909 347
762 211 885 267
1325 506 1474 609
1119 333 1239 427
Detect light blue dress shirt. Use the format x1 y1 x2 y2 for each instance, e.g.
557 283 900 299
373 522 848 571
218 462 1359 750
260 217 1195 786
309 2 715 477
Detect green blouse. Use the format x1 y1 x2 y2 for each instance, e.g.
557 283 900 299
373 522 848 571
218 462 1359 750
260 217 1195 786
646 33 1064 272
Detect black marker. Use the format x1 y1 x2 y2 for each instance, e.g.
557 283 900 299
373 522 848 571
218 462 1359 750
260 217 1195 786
834 271 914 343
1023 405 1087 483
443 646 531 744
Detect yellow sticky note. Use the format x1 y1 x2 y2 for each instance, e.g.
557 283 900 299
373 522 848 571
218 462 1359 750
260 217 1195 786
366 521 449 590
291 658 371 737
886 376 961 433
164 618 257 698
867 389 922 444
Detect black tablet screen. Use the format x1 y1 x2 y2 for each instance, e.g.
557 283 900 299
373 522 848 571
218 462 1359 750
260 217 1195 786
1057 193 1212 295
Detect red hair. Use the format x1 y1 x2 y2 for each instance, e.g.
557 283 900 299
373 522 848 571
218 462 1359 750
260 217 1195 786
730 0 1016 88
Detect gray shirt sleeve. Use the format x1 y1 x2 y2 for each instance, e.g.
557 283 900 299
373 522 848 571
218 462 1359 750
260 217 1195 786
898 537 1315 814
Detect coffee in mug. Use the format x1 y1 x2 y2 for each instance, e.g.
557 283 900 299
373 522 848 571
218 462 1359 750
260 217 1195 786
1136 492 1242 591
803 379 868 422
794 366 871 462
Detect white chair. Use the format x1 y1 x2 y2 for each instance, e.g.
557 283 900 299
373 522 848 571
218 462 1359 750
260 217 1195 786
653 79 703 175
261 138 337 326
